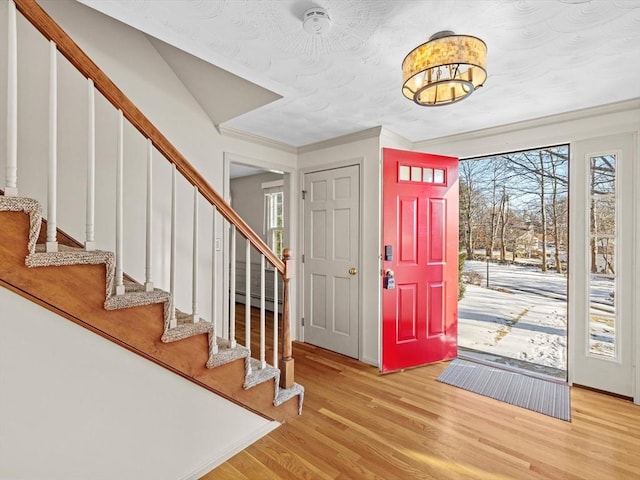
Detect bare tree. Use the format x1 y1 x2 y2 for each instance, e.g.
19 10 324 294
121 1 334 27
459 161 484 259
590 156 616 274
461 146 568 273
503 147 568 272
498 185 510 261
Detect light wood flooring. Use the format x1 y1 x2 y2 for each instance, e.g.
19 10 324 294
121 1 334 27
204 309 640 480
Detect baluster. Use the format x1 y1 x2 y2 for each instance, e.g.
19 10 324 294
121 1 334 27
4 0 18 197
210 208 218 354
169 164 177 328
46 41 58 252
85 79 96 250
245 239 251 361
229 225 237 348
144 139 153 291
260 255 266 369
280 248 294 389
114 110 125 294
191 186 199 323
273 266 278 367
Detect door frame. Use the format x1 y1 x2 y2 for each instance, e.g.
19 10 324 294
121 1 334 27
298 158 364 360
222 152 297 341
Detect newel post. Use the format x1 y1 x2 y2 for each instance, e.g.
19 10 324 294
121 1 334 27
279 248 294 389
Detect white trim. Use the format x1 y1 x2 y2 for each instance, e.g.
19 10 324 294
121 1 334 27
416 99 640 149
379 127 412 148
261 179 284 190
634 131 640 405
298 127 382 154
219 125 297 154
179 421 280 480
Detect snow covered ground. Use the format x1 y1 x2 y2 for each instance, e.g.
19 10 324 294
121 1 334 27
458 260 616 370
459 261 567 370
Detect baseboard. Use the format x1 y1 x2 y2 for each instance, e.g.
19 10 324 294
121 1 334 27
180 420 280 480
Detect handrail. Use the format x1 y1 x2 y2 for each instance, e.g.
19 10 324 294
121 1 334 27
14 0 285 274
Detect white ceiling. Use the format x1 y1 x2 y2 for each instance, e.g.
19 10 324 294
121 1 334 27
78 0 640 148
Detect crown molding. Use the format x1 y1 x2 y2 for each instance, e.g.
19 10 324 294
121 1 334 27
380 127 412 148
219 125 297 154
297 126 383 154
415 99 640 148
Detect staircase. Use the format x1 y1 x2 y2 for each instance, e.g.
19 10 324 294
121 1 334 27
0 0 302 422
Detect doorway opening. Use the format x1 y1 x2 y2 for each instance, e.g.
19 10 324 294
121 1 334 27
221 153 294 344
457 145 569 380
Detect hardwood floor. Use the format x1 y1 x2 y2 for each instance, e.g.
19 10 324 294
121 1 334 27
203 338 640 480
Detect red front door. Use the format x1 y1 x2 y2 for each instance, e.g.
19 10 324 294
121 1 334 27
382 148 459 373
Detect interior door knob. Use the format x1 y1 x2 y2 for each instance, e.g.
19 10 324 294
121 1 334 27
349 267 358 276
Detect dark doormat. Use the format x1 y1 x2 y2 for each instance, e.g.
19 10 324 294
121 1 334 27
437 358 571 421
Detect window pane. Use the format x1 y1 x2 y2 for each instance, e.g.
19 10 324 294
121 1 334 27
276 192 283 228
399 165 410 181
590 197 615 236
589 276 615 358
423 168 434 183
588 153 616 358
434 169 444 183
590 156 616 195
411 166 422 182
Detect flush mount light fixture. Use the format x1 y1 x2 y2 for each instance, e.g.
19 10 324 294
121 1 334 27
402 31 487 106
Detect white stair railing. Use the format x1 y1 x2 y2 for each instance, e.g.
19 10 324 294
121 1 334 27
7 0 296 390
259 255 266 369
273 268 279 368
46 40 58 253
229 225 237 348
5 0 18 197
114 110 125 294
210 207 218 354
245 238 252 374
85 79 96 251
191 185 199 323
144 139 153 291
169 164 177 328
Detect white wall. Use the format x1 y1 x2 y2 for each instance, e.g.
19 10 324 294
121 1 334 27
298 134 382 366
0 287 278 480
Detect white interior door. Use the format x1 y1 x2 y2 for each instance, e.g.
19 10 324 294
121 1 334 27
569 133 636 398
303 165 360 358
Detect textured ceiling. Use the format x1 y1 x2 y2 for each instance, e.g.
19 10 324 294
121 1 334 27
78 0 640 147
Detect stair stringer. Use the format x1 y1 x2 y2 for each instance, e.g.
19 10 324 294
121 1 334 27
0 195 303 420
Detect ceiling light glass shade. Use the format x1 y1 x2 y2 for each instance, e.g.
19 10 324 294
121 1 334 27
402 31 487 106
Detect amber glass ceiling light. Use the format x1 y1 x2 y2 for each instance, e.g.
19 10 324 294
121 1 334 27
402 31 487 106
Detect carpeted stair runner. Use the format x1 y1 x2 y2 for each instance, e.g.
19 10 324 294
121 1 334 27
1 194 304 413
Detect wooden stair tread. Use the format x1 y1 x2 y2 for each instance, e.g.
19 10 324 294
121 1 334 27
104 283 170 310
244 358 280 390
161 314 212 343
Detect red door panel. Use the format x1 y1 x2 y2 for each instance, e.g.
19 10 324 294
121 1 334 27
382 148 459 373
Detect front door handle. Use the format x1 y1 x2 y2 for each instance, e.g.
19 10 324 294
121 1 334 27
349 267 358 276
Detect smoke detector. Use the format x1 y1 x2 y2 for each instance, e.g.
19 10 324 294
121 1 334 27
302 7 332 35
